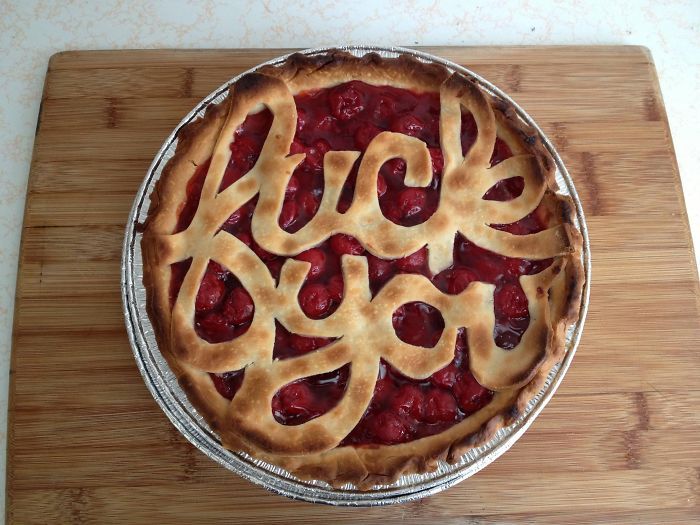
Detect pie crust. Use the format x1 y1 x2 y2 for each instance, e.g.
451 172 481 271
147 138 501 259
142 50 584 488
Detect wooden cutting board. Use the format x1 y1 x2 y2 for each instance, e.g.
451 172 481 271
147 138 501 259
8 47 700 524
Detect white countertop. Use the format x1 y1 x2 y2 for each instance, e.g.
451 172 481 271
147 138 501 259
0 0 698 516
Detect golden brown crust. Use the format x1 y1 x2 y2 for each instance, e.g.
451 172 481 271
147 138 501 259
141 50 584 487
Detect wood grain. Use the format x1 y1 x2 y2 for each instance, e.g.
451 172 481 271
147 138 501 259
7 47 700 524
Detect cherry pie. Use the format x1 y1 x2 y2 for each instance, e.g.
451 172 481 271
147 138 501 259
142 51 583 487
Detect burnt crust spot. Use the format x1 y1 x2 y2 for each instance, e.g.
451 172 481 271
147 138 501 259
444 72 483 101
233 72 279 98
507 404 521 421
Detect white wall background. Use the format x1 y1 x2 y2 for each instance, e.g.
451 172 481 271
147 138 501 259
0 0 698 517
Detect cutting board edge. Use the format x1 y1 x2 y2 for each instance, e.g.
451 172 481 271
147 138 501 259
45 44 656 69
642 48 700 288
5 54 55 524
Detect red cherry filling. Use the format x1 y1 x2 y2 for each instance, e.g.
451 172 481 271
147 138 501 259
195 271 226 312
280 136 327 232
175 161 209 233
442 266 479 294
391 114 424 137
354 122 381 150
397 188 427 218
193 261 255 343
495 282 529 318
378 157 441 227
430 363 458 388
483 176 524 201
298 283 333 319
223 287 254 325
392 302 444 348
493 282 531 349
491 136 512 166
221 110 273 193
329 233 364 256
396 246 430 275
292 238 346 319
491 200 551 235
210 369 245 400
367 253 394 292
295 248 326 279
272 321 335 360
172 81 555 446
329 82 366 120
423 389 458 424
341 329 494 446
272 365 350 426
368 411 410 444
169 258 192 307
391 384 425 419
461 112 478 156
454 371 494 413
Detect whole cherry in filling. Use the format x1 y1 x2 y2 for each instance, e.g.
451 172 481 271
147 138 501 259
191 261 255 344
172 80 553 446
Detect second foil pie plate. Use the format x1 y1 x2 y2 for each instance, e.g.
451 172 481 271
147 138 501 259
121 45 591 506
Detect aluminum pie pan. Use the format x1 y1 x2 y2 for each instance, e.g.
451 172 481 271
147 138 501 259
121 45 591 506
